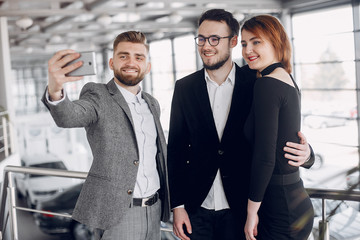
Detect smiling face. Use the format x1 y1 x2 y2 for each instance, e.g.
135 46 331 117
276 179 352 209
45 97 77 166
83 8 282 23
109 41 151 87
197 20 237 71
241 29 279 72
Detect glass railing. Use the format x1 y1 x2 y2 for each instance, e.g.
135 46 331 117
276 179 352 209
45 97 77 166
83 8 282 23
0 165 359 240
0 165 174 240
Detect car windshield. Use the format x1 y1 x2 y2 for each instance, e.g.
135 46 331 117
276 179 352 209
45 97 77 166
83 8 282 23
29 161 67 178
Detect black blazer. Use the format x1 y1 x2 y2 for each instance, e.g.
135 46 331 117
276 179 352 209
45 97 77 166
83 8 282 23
167 64 257 224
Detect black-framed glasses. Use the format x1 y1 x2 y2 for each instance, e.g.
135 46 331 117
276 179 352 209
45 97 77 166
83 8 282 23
194 35 233 46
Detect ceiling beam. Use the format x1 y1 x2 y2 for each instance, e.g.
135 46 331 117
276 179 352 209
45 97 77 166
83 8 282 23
282 0 350 9
0 5 282 17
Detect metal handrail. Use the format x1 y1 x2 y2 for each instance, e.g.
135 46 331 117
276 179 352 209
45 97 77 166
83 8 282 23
0 165 88 240
0 165 173 240
0 165 359 240
307 188 360 240
307 188 360 202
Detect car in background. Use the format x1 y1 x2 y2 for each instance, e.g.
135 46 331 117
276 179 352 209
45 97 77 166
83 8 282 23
35 183 179 240
349 106 358 120
34 183 93 240
303 111 347 129
15 154 82 209
346 170 359 189
312 152 324 170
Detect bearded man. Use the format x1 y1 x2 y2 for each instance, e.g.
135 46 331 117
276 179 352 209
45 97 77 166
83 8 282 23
42 31 170 240
167 9 314 240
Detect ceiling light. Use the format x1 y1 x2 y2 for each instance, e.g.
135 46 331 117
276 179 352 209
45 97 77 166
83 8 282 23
16 17 33 30
169 13 183 24
97 14 112 26
156 12 183 24
113 13 141 23
153 31 165 39
155 16 168 23
25 47 33 54
49 35 63 44
233 12 245 21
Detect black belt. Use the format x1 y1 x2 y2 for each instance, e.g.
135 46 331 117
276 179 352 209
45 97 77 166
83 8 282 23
133 192 159 207
269 171 300 185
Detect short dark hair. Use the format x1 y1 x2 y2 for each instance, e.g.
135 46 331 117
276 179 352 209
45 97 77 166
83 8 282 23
198 9 240 37
113 31 149 52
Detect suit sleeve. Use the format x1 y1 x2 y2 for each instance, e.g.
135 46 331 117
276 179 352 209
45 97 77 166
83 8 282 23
167 81 190 208
41 82 100 128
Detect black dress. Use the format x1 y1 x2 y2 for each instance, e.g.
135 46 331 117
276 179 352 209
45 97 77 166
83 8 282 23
244 63 314 240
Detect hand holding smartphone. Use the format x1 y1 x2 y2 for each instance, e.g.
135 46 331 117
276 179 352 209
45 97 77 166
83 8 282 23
65 51 97 76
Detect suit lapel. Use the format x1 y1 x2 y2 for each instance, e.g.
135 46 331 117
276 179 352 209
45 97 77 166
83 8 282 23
142 93 160 124
222 64 255 142
107 79 135 128
194 71 218 140
142 92 167 179
142 92 166 153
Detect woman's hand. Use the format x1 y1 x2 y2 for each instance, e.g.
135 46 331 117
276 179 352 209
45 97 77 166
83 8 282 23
244 212 258 240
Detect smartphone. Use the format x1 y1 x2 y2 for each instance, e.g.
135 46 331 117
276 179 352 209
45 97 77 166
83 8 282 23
65 51 97 76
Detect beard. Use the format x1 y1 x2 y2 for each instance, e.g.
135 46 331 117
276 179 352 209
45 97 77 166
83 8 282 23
202 50 231 70
113 68 145 86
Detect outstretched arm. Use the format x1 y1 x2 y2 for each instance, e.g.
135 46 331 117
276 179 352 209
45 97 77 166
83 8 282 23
42 49 99 128
284 131 314 168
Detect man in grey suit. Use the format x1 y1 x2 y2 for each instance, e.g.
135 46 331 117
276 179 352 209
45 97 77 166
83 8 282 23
42 31 170 240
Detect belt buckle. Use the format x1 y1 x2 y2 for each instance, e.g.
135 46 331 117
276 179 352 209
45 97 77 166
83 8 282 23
141 197 150 207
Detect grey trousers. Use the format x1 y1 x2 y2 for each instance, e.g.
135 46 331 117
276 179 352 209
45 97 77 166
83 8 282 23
93 199 161 240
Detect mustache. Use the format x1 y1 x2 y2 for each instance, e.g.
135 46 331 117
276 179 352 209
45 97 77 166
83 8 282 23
121 67 139 71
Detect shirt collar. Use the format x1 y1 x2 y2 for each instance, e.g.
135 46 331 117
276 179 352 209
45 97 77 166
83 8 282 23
115 81 142 103
204 63 236 86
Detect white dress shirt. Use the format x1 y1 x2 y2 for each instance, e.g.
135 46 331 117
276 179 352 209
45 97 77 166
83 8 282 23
201 64 236 211
117 86 160 198
46 82 160 198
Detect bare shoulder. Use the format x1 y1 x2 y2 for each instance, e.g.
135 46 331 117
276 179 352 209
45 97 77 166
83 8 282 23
267 68 294 88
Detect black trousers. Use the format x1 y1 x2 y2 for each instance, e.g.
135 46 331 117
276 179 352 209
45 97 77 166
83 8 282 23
185 207 244 240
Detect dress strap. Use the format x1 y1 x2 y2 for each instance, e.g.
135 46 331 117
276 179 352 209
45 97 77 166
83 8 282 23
260 62 284 76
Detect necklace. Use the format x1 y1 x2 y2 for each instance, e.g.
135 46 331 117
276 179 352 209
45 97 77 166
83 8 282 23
260 62 284 76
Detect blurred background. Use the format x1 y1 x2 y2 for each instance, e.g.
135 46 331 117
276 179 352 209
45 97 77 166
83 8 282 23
0 0 359 239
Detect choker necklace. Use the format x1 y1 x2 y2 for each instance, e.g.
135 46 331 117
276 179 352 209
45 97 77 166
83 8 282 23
260 62 284 76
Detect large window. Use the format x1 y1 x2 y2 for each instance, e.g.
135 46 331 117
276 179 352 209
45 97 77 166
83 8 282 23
149 35 197 137
149 39 175 137
292 4 359 190
173 34 197 79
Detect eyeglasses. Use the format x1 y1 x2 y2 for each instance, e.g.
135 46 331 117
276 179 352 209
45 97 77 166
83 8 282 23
194 35 233 46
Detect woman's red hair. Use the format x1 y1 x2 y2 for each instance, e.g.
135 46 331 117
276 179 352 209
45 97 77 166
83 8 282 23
241 15 292 74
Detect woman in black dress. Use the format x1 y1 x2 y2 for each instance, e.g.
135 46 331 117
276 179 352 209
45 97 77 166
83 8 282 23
240 15 314 240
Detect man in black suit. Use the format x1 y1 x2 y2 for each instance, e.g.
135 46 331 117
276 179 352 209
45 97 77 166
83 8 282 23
167 9 314 240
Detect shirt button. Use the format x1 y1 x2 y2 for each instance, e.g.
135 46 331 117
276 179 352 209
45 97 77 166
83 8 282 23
127 189 133 195
218 150 224 155
133 160 139 166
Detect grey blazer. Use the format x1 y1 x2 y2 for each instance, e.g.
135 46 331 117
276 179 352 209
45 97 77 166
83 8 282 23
42 79 170 229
